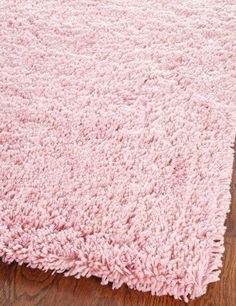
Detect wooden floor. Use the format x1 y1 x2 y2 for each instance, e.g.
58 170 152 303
0 148 235 306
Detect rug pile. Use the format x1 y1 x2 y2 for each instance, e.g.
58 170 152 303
0 0 235 301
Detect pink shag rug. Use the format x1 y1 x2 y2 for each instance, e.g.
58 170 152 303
0 0 236 301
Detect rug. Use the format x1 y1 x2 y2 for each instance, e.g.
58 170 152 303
0 0 235 301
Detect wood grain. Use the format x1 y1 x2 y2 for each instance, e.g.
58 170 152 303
0 146 235 306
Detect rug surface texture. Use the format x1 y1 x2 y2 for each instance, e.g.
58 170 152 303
0 0 235 301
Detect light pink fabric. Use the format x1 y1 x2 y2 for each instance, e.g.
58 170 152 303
0 0 235 301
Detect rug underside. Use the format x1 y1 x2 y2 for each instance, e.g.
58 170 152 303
0 0 235 301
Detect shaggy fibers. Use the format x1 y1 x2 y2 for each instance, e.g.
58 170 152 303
0 0 236 301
